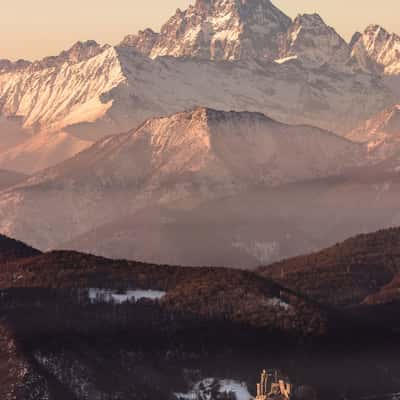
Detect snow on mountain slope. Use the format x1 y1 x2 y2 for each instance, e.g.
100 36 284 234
116 47 394 135
21 107 367 189
0 11 397 174
0 44 393 148
175 378 251 400
351 25 400 75
0 46 124 136
121 0 292 61
347 105 400 161
0 108 366 251
122 1 352 70
278 14 351 69
31 40 109 71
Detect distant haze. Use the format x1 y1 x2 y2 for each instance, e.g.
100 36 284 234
1 0 399 61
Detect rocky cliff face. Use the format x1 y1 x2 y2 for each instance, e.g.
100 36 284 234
119 28 159 56
0 59 31 74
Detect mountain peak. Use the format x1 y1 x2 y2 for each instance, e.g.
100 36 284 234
0 58 31 73
293 13 325 26
34 40 109 69
187 107 271 125
67 40 101 51
0 40 108 74
351 25 400 75
191 0 275 12
120 0 291 61
119 29 159 56
349 31 362 49
278 12 350 69
0 106 365 253
59 40 107 62
364 24 387 35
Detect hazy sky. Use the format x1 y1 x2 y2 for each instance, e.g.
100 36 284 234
1 0 399 61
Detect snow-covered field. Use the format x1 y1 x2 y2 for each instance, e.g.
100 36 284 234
175 378 252 400
88 289 166 304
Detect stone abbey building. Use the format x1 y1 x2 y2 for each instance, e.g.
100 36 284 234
255 369 292 400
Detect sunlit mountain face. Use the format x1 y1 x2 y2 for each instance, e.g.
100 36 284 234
1 1 400 399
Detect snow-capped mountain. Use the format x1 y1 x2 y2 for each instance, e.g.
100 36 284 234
278 13 351 69
0 108 366 251
121 0 292 61
34 40 109 70
2 45 392 137
0 44 394 172
121 1 349 70
0 0 399 174
0 47 124 136
351 25 400 75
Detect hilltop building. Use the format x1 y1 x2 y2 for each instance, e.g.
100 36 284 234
256 369 292 400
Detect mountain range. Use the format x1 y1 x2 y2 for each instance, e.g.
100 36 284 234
0 107 368 259
0 44 391 174
0 0 399 174
2 107 400 267
0 0 400 266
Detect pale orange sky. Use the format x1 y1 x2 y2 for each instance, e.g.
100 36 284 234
1 0 399 61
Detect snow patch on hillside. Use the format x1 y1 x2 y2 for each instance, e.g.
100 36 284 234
267 298 292 311
274 56 298 64
88 289 166 304
175 378 251 400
